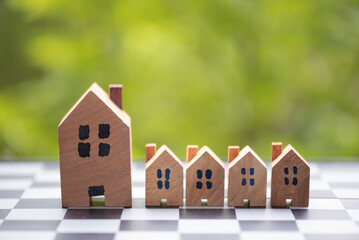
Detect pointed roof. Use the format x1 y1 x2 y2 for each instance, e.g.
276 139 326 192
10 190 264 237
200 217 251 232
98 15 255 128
272 144 309 168
229 145 266 169
59 83 130 127
187 146 225 169
146 145 183 168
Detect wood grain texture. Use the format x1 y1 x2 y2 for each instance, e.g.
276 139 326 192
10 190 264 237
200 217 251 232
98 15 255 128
109 84 123 109
186 146 225 207
228 146 267 207
146 145 184 207
228 146 240 164
271 144 310 207
271 142 282 162
58 83 132 208
145 143 157 163
186 145 198 163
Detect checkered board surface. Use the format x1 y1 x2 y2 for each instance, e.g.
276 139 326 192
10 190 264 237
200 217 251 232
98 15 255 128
0 161 359 240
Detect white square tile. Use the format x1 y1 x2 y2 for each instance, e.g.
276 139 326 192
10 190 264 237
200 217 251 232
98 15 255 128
0 199 19 209
236 209 295 221
132 170 145 183
0 179 33 190
321 172 359 183
0 163 43 176
310 163 320 177
309 179 331 190
21 187 61 199
5 209 66 220
296 220 359 233
132 187 145 199
241 232 305 240
305 199 345 209
115 231 180 240
333 189 359 198
0 231 55 240
347 210 359 221
179 220 240 233
34 170 60 182
121 209 179 220
57 220 120 233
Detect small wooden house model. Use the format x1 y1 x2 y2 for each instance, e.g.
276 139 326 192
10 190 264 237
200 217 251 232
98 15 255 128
186 145 225 207
145 144 184 207
271 142 310 207
228 146 267 207
58 83 132 207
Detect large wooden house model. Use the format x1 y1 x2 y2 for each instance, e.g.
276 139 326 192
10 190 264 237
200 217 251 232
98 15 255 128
58 83 132 207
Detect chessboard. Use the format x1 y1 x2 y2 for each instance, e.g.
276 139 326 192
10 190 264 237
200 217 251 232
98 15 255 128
0 161 358 240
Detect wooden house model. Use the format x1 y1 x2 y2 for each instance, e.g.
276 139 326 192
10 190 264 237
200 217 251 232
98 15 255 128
185 145 225 207
271 142 310 207
58 83 132 207
228 146 267 207
145 144 184 207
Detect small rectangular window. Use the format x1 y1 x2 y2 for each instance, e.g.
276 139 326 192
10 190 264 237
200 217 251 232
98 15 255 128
98 124 110 139
79 125 89 140
99 143 110 157
78 143 90 158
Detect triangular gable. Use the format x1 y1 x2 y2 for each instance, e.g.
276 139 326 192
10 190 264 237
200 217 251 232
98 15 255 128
187 146 225 169
272 144 309 168
229 145 266 169
146 145 183 168
59 83 130 127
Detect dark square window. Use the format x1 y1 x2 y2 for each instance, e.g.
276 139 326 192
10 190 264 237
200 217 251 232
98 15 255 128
88 185 105 197
78 143 90 158
99 143 110 157
79 125 89 140
98 124 110 139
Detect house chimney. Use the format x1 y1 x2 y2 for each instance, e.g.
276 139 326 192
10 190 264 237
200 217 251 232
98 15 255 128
228 146 240 164
272 142 282 162
109 84 123 109
186 145 198 163
145 143 156 163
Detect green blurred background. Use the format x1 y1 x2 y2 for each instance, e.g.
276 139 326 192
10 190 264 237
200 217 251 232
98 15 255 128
1 0 359 161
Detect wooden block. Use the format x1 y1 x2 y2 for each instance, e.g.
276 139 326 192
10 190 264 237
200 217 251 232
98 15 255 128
145 143 157 163
146 145 184 207
272 142 282 162
109 84 123 109
228 146 240 164
271 144 310 207
58 83 132 207
228 146 267 207
186 145 198 163
186 146 225 207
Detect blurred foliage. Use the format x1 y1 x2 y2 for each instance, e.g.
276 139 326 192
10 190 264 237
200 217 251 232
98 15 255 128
1 0 359 160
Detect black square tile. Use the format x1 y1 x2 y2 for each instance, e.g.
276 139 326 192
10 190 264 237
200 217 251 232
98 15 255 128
15 199 62 209
239 221 298 231
43 162 60 170
291 209 351 220
64 208 122 219
0 190 24 198
181 234 240 240
180 209 236 219
0 220 60 231
340 199 359 209
0 209 10 219
55 233 115 240
120 220 177 231
31 182 61 187
305 234 359 240
309 190 336 198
